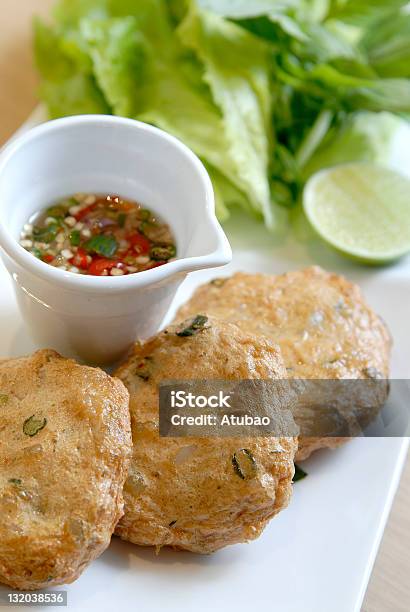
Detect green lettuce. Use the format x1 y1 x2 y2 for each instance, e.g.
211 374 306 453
33 0 410 229
206 164 253 221
326 0 409 27
360 12 410 78
178 3 274 225
33 19 110 117
52 0 155 25
302 111 409 179
72 1 274 225
196 0 297 18
78 5 231 164
79 18 145 117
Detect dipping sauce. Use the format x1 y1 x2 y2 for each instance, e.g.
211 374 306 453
19 194 177 276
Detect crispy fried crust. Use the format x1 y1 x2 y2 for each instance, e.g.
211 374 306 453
114 316 297 554
0 350 132 590
177 267 392 460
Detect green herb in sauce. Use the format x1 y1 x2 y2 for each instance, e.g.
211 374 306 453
69 230 81 246
84 234 118 258
20 194 177 276
32 247 43 259
140 209 152 221
46 205 65 219
139 220 155 236
150 244 176 261
0 394 9 404
33 223 59 243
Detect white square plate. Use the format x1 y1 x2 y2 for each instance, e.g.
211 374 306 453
0 110 408 612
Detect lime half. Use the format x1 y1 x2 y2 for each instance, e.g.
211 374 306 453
303 163 410 264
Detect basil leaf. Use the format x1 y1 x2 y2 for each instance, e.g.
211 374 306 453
33 223 59 243
69 230 81 246
84 235 118 257
46 205 65 219
32 247 43 259
139 209 152 221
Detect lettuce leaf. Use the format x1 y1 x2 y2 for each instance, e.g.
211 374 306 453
196 1 297 19
360 12 410 78
34 0 410 229
302 111 408 179
326 0 409 27
79 8 228 164
77 1 274 225
178 3 274 225
205 165 249 221
33 18 110 118
52 0 161 25
80 18 145 117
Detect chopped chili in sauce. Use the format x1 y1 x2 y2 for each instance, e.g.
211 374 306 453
20 194 177 276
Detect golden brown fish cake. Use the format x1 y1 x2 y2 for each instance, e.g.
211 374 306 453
114 316 297 554
0 350 131 591
177 267 391 460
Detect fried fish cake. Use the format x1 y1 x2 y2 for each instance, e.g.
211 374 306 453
177 267 391 460
114 316 297 554
0 350 131 590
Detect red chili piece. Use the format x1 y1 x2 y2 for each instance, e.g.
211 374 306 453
75 203 98 221
72 248 90 270
88 258 118 276
128 232 150 254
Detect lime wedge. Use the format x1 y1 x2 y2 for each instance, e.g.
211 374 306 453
303 163 410 264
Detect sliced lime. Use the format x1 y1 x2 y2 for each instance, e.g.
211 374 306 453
303 163 410 264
